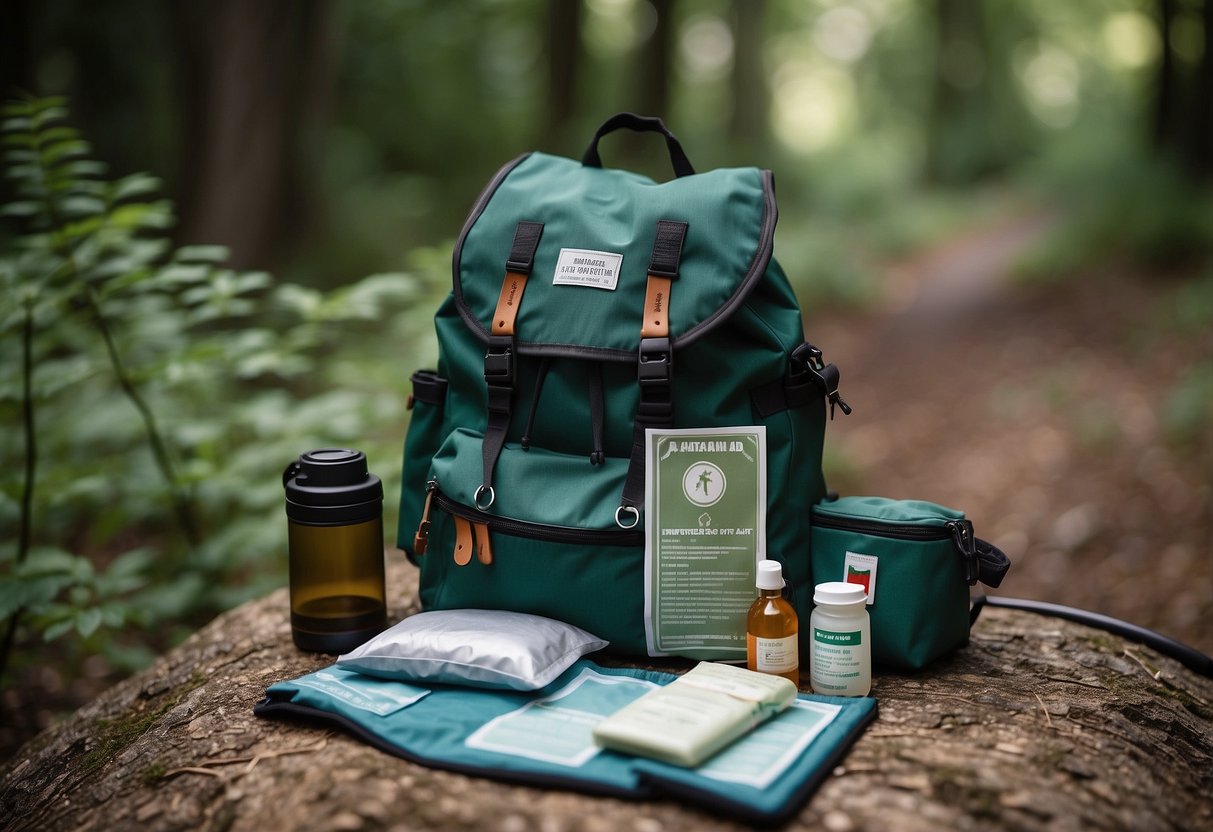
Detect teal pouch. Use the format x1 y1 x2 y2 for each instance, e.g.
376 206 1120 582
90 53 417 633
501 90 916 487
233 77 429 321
255 660 876 826
810 496 1010 671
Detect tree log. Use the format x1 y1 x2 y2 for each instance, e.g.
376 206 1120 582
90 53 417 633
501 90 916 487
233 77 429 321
3 559 1211 832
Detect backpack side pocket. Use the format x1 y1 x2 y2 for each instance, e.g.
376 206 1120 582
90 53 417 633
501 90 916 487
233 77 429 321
397 370 448 559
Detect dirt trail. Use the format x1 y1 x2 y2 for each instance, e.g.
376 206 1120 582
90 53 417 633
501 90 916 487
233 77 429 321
808 214 1213 657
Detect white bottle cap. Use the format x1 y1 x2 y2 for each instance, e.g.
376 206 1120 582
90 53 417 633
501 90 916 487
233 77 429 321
756 559 784 590
813 581 867 606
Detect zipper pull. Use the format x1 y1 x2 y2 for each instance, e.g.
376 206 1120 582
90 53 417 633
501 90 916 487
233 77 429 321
453 514 475 566
948 519 979 585
413 481 436 555
829 390 852 419
473 521 493 565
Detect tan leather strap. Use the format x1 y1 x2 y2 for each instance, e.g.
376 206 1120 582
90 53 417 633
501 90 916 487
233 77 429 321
640 274 671 338
473 522 493 565
491 271 529 336
453 515 474 566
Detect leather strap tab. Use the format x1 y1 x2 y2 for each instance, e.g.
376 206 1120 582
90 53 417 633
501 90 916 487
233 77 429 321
453 515 474 566
473 522 493 565
492 271 529 336
640 275 672 338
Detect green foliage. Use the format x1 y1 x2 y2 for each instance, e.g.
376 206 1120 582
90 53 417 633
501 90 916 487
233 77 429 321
0 96 434 681
1014 147 1213 283
1161 267 1213 445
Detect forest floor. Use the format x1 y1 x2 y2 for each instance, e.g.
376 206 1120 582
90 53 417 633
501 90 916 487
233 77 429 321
1 209 1210 762
810 211 1212 660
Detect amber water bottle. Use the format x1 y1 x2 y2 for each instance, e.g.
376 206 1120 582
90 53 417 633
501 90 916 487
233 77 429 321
284 449 387 653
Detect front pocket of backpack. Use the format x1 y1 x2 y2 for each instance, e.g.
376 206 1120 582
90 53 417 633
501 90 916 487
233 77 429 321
415 429 649 654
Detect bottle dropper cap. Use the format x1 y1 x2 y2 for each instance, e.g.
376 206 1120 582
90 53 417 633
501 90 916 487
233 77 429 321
756 559 784 590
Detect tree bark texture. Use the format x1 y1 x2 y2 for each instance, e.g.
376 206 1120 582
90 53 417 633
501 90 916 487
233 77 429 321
2 558 1211 832
171 0 340 271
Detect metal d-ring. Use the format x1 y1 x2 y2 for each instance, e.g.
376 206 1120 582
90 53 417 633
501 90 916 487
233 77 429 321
615 505 640 529
474 485 496 511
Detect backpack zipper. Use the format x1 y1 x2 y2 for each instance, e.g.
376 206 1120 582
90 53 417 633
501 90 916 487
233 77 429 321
413 481 643 551
812 511 979 584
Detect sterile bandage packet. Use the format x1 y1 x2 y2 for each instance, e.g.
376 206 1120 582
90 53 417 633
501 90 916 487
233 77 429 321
591 661 798 767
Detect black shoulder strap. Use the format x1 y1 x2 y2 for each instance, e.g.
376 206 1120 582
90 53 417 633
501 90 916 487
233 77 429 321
479 221 543 510
617 220 688 528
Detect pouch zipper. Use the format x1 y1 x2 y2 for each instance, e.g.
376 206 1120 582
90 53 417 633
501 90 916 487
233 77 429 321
414 481 643 551
812 512 952 541
812 511 979 585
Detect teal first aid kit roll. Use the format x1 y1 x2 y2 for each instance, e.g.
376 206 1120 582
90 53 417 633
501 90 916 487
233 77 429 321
255 660 876 826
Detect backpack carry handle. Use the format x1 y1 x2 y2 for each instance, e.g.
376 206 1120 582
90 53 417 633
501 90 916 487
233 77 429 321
581 112 696 178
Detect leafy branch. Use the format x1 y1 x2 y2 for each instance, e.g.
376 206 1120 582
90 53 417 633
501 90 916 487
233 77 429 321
0 94 427 687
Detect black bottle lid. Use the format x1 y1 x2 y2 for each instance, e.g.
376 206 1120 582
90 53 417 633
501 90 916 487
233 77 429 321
284 448 383 525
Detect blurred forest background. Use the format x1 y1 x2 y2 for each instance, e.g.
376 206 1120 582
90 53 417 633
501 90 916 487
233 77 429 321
1 0 1210 759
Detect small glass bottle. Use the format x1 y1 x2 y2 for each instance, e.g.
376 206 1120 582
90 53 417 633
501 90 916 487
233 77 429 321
746 559 800 685
809 581 871 697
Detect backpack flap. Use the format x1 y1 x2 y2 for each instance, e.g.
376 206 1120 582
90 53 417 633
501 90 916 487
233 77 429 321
452 153 776 358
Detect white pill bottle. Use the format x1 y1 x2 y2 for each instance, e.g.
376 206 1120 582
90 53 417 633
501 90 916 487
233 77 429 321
809 582 871 697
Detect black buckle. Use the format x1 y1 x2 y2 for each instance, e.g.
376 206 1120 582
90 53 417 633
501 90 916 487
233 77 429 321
484 336 514 416
637 337 673 422
638 337 671 383
791 342 824 372
793 343 851 419
484 337 514 386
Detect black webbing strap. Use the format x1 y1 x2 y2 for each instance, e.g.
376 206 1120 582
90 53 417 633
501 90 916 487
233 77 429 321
648 220 688 278
975 538 1010 588
749 343 852 420
949 521 1009 588
506 221 544 273
519 357 552 451
480 221 544 509
407 370 447 410
617 220 688 527
588 362 606 466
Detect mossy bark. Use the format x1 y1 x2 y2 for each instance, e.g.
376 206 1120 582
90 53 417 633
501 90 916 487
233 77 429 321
2 559 1211 831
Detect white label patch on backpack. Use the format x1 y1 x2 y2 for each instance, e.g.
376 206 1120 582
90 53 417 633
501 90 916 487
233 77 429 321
553 248 623 290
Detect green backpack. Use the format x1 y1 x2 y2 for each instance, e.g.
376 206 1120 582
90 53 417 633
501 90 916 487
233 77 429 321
397 114 848 658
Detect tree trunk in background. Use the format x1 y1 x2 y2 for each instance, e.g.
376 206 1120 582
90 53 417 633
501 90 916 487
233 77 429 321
172 0 341 271
611 0 676 176
1194 0 1213 178
1152 0 1213 180
1153 0 1179 153
729 0 769 156
925 0 1035 184
926 0 984 184
543 0 582 153
0 0 33 95
635 0 674 121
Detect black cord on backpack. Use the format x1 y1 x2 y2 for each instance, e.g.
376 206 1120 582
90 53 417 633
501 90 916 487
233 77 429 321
970 595 1213 679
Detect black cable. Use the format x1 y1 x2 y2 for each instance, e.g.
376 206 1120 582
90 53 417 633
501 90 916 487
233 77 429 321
972 595 1213 680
